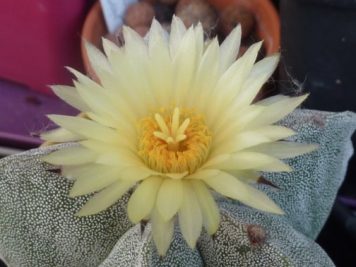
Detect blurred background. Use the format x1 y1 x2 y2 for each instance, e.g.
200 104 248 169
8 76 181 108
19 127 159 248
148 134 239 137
0 0 355 266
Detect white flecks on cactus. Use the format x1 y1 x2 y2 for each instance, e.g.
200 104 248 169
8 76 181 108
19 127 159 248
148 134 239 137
0 109 355 266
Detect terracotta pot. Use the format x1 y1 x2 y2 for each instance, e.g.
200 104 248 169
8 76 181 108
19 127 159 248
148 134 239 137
81 0 280 82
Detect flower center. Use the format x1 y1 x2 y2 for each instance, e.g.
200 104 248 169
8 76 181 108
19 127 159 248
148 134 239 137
138 107 212 174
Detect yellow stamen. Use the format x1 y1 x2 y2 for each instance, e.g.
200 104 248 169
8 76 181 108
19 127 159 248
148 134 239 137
138 108 212 174
155 113 170 135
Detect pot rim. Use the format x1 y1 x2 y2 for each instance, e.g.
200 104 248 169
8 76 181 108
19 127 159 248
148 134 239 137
81 0 280 81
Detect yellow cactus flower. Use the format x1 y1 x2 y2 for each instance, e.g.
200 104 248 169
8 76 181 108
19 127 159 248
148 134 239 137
42 17 317 255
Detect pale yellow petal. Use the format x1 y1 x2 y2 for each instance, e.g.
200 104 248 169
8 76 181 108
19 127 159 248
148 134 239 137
76 180 136 216
189 38 220 109
178 181 203 248
156 179 183 221
208 152 292 172
214 125 295 154
148 18 168 49
256 94 289 106
96 151 143 167
51 85 90 111
80 139 123 153
172 27 197 105
66 67 103 90
118 166 157 181
123 26 147 58
202 154 231 169
47 115 125 145
84 40 112 76
73 81 122 123
170 15 187 59
232 54 280 108
62 164 103 180
206 41 263 125
102 37 120 57
69 166 121 197
194 22 204 62
219 25 241 73
225 170 261 183
41 128 81 143
151 207 174 256
186 169 220 179
204 171 284 214
162 172 189 179
191 180 220 235
127 176 163 223
250 94 309 127
211 105 264 144
42 146 97 165
249 141 318 159
147 19 173 106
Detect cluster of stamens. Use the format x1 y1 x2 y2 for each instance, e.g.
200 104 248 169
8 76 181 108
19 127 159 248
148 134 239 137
138 107 212 175
153 108 190 152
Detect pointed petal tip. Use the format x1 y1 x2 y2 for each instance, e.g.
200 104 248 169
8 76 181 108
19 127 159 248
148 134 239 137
127 212 141 224
269 206 285 215
75 204 101 217
75 209 90 217
68 186 82 198
309 143 319 151
41 154 56 164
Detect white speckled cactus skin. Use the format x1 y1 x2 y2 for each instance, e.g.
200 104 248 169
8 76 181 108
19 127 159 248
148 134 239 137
0 109 355 267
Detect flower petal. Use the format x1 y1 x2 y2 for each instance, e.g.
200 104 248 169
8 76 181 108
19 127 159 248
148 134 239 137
225 170 260 183
127 176 163 223
147 20 173 107
186 169 220 179
232 54 280 108
76 180 136 216
219 25 241 73
173 27 197 105
207 41 263 125
62 163 102 180
194 22 204 62
211 105 264 143
156 179 183 221
151 207 174 256
42 146 97 165
40 128 81 143
170 15 187 59
208 152 292 172
47 115 125 145
249 141 318 159
204 171 284 214
191 180 220 235
69 166 121 197
102 37 120 57
178 181 203 248
214 125 295 154
84 40 112 76
250 94 308 127
189 38 220 110
118 166 157 181
51 85 90 112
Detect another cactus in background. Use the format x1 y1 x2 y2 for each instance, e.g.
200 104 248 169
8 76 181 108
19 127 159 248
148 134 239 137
0 109 355 267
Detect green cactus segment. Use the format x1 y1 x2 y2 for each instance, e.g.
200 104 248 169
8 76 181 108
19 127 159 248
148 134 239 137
0 110 355 267
99 224 203 267
100 209 333 267
0 145 133 267
270 110 356 239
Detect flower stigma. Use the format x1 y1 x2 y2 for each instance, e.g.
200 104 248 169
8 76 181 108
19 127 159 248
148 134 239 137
138 107 212 175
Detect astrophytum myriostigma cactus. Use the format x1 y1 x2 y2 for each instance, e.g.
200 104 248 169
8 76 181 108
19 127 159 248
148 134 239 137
0 109 355 266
